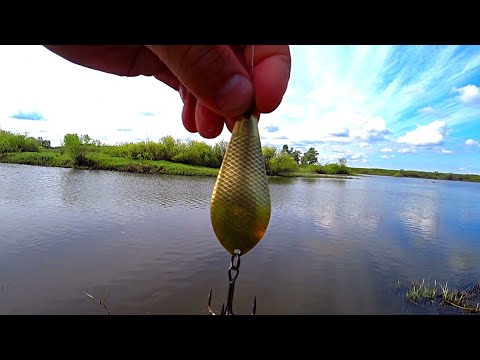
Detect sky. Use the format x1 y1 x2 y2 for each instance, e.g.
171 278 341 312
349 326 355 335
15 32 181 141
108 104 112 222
1 45 479 174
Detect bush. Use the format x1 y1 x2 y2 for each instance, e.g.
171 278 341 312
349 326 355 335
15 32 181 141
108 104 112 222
62 133 87 166
262 146 277 174
159 135 182 161
172 140 221 168
0 130 40 153
268 153 298 175
309 163 352 175
101 137 222 167
212 140 228 167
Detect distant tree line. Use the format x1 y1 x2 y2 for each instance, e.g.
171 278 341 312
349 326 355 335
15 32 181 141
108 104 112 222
0 130 52 153
1 130 352 176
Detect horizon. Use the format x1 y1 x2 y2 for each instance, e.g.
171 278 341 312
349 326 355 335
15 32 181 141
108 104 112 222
1 45 479 175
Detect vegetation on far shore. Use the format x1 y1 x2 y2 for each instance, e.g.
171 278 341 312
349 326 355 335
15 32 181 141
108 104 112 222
1 129 479 182
352 167 480 183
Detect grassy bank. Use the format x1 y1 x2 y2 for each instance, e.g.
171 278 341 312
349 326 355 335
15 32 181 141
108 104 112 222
0 150 219 177
2 148 479 182
0 131 356 178
0 150 354 178
1 130 479 181
352 167 480 183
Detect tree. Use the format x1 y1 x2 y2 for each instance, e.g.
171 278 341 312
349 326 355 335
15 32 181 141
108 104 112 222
80 134 92 145
262 146 277 174
281 144 301 163
291 149 302 163
160 135 181 161
281 144 291 155
62 133 91 166
36 137 51 148
212 140 228 167
268 153 298 175
338 157 347 166
301 147 318 165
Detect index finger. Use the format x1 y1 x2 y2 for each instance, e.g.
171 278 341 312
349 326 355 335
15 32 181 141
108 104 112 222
245 45 291 114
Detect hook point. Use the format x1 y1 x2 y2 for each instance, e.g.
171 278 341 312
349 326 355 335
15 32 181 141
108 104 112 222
208 288 213 306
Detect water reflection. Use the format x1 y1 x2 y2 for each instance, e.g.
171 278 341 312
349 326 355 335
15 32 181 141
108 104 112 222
1 164 480 314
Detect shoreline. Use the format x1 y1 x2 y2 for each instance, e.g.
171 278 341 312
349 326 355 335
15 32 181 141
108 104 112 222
0 154 356 180
1 151 479 183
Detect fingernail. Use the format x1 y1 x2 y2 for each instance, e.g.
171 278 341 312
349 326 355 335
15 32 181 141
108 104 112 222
215 74 253 116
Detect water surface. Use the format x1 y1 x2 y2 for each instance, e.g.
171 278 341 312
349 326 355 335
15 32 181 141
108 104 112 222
1 163 479 314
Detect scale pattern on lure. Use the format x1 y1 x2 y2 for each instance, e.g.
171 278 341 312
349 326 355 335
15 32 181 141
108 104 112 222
210 114 271 255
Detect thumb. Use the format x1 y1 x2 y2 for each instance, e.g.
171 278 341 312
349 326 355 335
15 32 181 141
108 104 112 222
146 45 254 117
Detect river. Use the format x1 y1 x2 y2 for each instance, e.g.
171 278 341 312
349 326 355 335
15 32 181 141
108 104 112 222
1 163 479 314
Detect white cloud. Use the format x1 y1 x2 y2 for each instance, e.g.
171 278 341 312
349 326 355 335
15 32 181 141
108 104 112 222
350 153 364 160
381 155 389 159
350 116 391 141
418 106 447 118
0 45 186 147
441 149 452 154
465 139 479 146
398 147 416 153
316 147 367 165
397 120 447 146
2 45 480 174
453 84 480 106
453 84 480 105
380 147 392 152
328 128 350 137
419 106 435 114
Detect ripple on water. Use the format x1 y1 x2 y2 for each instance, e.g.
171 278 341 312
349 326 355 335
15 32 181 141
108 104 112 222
2 164 480 314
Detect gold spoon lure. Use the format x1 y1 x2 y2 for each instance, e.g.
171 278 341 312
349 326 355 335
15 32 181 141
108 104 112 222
210 110 271 256
207 46 270 315
210 45 271 256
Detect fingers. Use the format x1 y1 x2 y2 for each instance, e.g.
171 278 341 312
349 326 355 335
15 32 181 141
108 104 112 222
246 45 291 113
175 45 290 137
46 45 290 140
225 117 237 133
181 87 224 137
45 45 181 90
195 103 224 139
181 91 197 133
146 45 255 118
181 85 263 136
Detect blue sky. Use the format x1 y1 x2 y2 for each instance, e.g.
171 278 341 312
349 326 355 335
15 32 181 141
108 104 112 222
1 45 479 174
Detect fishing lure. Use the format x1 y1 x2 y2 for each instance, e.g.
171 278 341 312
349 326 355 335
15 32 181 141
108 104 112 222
210 112 271 256
207 45 270 315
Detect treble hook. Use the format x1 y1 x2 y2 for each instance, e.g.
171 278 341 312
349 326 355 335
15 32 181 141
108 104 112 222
207 249 257 315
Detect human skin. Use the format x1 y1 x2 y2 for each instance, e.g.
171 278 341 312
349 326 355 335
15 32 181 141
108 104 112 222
44 45 291 138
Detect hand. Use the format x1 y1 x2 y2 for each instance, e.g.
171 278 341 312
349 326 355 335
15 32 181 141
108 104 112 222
44 45 291 139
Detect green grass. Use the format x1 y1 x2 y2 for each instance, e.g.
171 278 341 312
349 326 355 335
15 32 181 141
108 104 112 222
404 278 438 304
0 150 219 177
4 149 479 182
352 167 480 182
0 149 357 179
0 130 40 153
280 164 354 179
92 153 219 176
399 278 480 314
0 151 70 167
288 172 355 179
292 163 353 176
1 130 478 181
